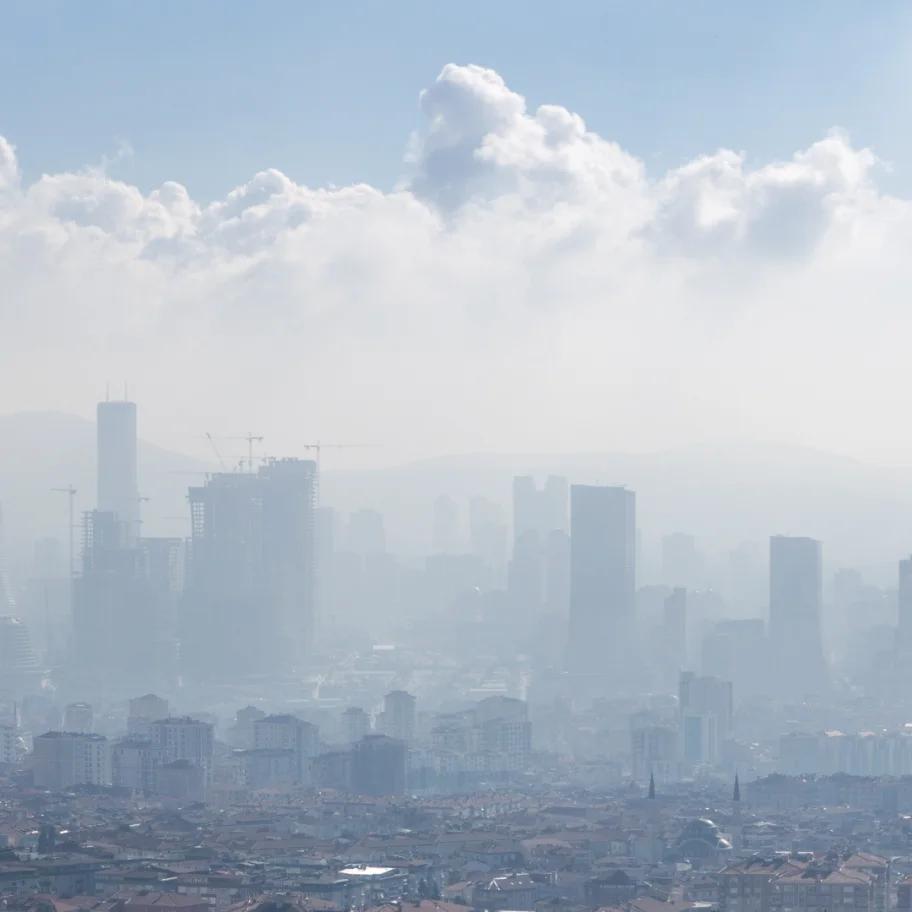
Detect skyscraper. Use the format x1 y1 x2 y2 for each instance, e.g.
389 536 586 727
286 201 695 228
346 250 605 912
352 734 406 797
383 690 416 744
512 475 569 543
899 557 912 638
769 535 828 696
432 495 459 554
72 510 163 695
183 458 317 680
259 458 318 660
253 713 319 786
566 485 636 676
96 400 139 541
896 557 912 687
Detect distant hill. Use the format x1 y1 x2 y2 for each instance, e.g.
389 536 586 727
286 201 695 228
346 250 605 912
322 441 912 569
2 411 911 577
0 411 211 564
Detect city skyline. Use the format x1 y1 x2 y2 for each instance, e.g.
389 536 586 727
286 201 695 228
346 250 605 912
7 10 912 900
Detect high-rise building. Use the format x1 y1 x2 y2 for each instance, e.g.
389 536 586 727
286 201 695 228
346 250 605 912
0 616 42 698
112 737 166 792
0 724 18 766
512 476 568 544
545 530 571 617
253 714 319 786
33 731 111 790
383 690 416 744
679 671 733 739
345 509 386 555
566 485 636 676
149 717 213 774
342 706 370 745
351 734 406 797
899 558 912 638
679 670 733 770
507 530 544 613
701 618 767 697
183 458 317 679
259 458 318 660
96 400 139 542
657 587 687 692
72 511 164 694
63 702 93 733
769 535 828 696
897 558 912 685
432 496 459 554
128 694 169 738
661 533 701 589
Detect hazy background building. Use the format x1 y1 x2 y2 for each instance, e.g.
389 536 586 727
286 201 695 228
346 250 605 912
769 535 829 697
566 485 637 686
96 400 139 543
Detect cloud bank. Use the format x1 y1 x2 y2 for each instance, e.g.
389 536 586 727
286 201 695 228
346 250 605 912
1 63 910 463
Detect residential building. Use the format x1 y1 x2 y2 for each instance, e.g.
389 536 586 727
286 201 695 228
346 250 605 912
32 731 111 789
150 717 214 774
352 735 406 797
253 714 318 786
383 691 416 744
112 737 166 792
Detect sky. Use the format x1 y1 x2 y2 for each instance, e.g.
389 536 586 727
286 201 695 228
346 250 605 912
3 1 912 467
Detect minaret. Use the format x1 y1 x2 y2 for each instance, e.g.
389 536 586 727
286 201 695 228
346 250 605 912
645 770 661 862
732 772 743 855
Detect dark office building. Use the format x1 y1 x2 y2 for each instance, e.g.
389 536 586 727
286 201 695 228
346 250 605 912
769 535 828 696
72 511 173 695
566 485 636 677
183 458 317 680
351 734 406 797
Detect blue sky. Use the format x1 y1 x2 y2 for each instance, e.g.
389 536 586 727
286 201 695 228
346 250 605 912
2 0 910 200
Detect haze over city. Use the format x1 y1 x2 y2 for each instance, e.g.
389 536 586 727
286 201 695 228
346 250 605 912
5 5 912 912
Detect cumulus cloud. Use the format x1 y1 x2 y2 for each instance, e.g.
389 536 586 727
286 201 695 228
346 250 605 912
1 64 911 464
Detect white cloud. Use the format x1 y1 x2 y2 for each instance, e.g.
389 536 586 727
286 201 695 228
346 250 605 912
1 63 911 465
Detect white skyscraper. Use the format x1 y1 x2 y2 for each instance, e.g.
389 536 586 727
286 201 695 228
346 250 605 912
97 400 139 541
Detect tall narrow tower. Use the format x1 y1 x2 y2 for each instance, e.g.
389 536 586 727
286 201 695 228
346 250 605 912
565 485 636 676
769 535 828 695
97 400 139 541
732 773 743 855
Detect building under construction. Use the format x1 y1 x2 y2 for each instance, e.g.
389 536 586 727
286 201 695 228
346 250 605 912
182 458 317 681
71 510 182 697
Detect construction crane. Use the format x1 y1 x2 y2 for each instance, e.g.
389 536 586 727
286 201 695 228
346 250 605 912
217 433 264 474
51 485 77 599
202 433 263 474
204 432 228 472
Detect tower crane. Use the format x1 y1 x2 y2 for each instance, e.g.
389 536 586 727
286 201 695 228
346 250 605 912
206 433 263 474
204 432 228 472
